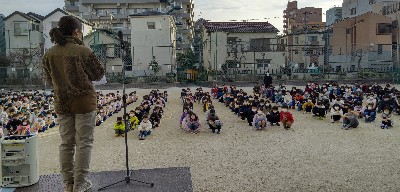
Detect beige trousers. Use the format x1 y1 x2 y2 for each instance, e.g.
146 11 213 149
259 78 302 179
59 111 96 185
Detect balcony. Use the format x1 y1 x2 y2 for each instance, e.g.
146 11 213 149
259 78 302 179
179 29 190 34
65 5 79 12
174 12 190 19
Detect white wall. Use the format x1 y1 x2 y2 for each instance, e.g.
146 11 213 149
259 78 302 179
43 11 92 52
130 15 176 76
202 30 285 74
5 14 43 53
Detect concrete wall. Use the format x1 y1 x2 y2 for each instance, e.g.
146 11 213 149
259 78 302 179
202 30 285 74
332 12 392 56
130 15 176 76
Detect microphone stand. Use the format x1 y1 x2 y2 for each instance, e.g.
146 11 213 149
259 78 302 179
98 30 154 191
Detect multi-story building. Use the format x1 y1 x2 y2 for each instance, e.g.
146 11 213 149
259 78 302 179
286 31 326 69
4 11 45 76
64 0 194 53
342 0 400 18
130 12 176 76
43 8 93 52
283 0 298 35
0 14 6 56
282 1 326 68
326 7 343 26
201 21 285 75
330 12 393 69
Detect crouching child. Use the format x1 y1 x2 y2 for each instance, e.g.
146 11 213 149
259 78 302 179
114 117 125 137
253 110 267 130
342 112 359 130
138 115 152 140
280 105 294 129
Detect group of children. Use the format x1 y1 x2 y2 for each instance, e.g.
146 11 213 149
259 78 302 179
250 82 399 130
114 90 168 140
95 91 139 126
0 89 59 137
179 88 204 134
212 85 295 130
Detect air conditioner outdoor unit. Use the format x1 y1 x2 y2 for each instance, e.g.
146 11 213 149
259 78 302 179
117 3 120 7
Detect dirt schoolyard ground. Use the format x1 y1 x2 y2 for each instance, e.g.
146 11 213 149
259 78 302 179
37 86 400 192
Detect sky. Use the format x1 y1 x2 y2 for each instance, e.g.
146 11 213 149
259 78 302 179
0 0 343 32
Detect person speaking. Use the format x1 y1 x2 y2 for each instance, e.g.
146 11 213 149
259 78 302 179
42 16 105 192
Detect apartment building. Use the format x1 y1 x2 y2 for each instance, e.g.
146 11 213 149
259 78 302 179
201 21 285 75
0 14 5 56
64 0 194 52
283 0 298 35
342 0 400 18
326 7 343 26
130 12 177 76
331 12 392 69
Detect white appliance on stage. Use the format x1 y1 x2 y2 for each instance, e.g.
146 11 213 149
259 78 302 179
0 135 39 187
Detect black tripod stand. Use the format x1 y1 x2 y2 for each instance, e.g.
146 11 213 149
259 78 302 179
98 31 154 191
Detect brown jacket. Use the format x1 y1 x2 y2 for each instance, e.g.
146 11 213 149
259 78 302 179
42 36 105 115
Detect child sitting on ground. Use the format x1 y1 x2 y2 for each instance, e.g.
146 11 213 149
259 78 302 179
138 115 152 140
330 104 343 123
184 111 202 134
253 109 267 130
342 111 359 130
268 106 281 126
302 99 314 114
129 110 140 130
16 118 30 135
380 107 393 129
114 117 125 137
363 103 376 123
280 105 294 129
208 112 222 134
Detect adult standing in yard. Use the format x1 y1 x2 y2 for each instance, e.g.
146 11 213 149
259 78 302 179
43 16 105 192
264 72 273 87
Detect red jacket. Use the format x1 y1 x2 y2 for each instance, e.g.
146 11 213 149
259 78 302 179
280 111 294 123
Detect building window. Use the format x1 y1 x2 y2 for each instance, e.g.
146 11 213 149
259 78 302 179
227 37 238 44
377 23 392 35
307 36 318 42
14 22 29 36
147 22 156 29
250 38 271 52
294 37 298 44
226 60 240 68
351 8 357 15
256 59 271 68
